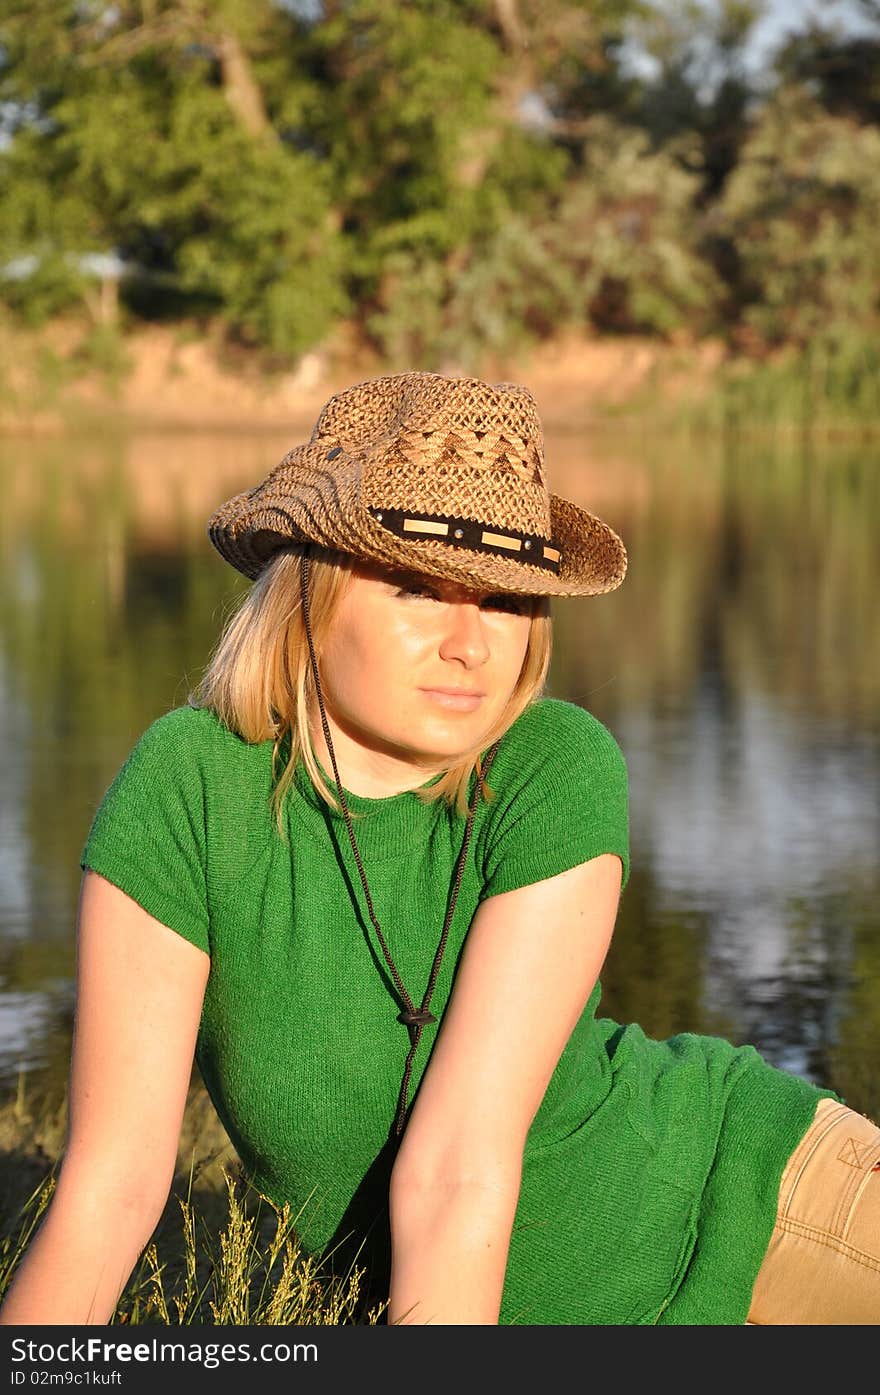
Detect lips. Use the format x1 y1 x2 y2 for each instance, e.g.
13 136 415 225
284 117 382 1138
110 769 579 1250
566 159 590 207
421 687 485 698
419 687 486 711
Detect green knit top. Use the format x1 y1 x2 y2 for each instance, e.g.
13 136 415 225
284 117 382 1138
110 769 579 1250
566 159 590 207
81 698 831 1325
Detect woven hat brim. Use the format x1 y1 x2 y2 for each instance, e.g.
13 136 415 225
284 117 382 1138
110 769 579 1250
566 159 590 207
208 490 626 598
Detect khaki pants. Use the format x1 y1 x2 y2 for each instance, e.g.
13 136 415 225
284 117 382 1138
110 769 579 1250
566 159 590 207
747 1098 880 1324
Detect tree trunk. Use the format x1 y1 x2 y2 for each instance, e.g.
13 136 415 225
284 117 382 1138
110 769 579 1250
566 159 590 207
216 30 276 141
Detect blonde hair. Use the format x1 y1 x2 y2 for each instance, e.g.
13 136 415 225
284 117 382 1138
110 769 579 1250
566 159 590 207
191 547 552 830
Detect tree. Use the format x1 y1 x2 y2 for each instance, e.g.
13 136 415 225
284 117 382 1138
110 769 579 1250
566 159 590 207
626 0 765 201
717 89 880 355
0 1 346 356
773 5 880 129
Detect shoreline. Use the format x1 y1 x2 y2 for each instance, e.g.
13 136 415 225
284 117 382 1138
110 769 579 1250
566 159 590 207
1 319 877 439
0 318 724 435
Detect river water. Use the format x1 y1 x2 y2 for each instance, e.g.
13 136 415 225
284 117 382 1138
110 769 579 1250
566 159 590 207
1 421 878 1119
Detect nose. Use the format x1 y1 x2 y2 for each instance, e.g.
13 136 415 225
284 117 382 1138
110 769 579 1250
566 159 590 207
438 601 490 669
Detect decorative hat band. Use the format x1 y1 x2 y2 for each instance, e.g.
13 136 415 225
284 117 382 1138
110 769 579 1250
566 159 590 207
368 507 562 575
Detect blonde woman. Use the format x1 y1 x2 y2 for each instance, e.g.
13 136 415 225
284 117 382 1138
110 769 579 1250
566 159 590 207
2 374 878 1326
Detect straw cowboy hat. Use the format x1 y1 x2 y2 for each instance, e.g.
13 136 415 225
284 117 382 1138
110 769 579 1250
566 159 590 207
208 371 627 597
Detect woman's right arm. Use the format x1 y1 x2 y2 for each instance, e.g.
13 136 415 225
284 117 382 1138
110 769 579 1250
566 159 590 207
0 870 210 1325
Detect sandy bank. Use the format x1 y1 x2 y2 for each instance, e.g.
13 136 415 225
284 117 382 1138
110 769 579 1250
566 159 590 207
0 318 725 436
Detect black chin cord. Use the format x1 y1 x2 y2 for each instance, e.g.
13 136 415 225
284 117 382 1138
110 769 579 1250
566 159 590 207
299 552 500 1138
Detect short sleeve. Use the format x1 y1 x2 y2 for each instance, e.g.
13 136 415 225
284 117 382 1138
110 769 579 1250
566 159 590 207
480 699 630 899
81 708 211 955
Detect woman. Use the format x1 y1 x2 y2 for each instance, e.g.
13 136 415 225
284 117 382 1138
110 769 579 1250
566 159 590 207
1 372 878 1326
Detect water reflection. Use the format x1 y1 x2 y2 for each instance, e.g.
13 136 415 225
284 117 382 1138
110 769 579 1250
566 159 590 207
1 426 878 1119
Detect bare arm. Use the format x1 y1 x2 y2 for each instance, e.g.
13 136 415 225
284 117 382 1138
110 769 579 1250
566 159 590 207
387 851 623 1325
0 871 210 1325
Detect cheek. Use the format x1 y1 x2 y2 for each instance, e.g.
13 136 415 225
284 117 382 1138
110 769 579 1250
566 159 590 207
494 619 532 679
317 623 361 705
320 617 425 715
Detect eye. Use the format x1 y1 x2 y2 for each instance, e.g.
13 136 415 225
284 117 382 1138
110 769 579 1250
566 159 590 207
481 593 530 615
396 582 441 600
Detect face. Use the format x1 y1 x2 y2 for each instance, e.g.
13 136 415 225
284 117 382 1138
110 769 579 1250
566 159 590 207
314 560 533 787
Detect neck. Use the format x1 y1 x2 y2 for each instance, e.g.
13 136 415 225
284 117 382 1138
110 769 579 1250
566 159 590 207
309 711 445 799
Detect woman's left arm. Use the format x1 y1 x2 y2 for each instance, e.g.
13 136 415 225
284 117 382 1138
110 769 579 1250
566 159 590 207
387 850 623 1325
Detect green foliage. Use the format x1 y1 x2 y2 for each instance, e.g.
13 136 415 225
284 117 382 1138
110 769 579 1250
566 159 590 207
368 117 716 367
543 121 719 332
0 248 87 326
302 0 503 288
365 215 567 370
628 0 763 199
73 323 133 387
774 20 880 128
715 338 880 433
0 0 660 366
717 91 880 359
0 0 879 417
0 1 346 356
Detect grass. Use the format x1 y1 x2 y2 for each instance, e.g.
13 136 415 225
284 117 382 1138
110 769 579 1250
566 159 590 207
629 341 880 440
0 1077 387 1326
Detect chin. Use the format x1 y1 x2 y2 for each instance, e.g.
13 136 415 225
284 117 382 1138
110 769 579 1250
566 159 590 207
408 719 495 763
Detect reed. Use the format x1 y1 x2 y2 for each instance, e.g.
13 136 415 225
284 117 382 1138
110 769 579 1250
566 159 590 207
0 1081 386 1327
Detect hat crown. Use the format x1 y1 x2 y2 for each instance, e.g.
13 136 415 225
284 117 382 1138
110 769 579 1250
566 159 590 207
312 371 543 458
310 372 550 536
